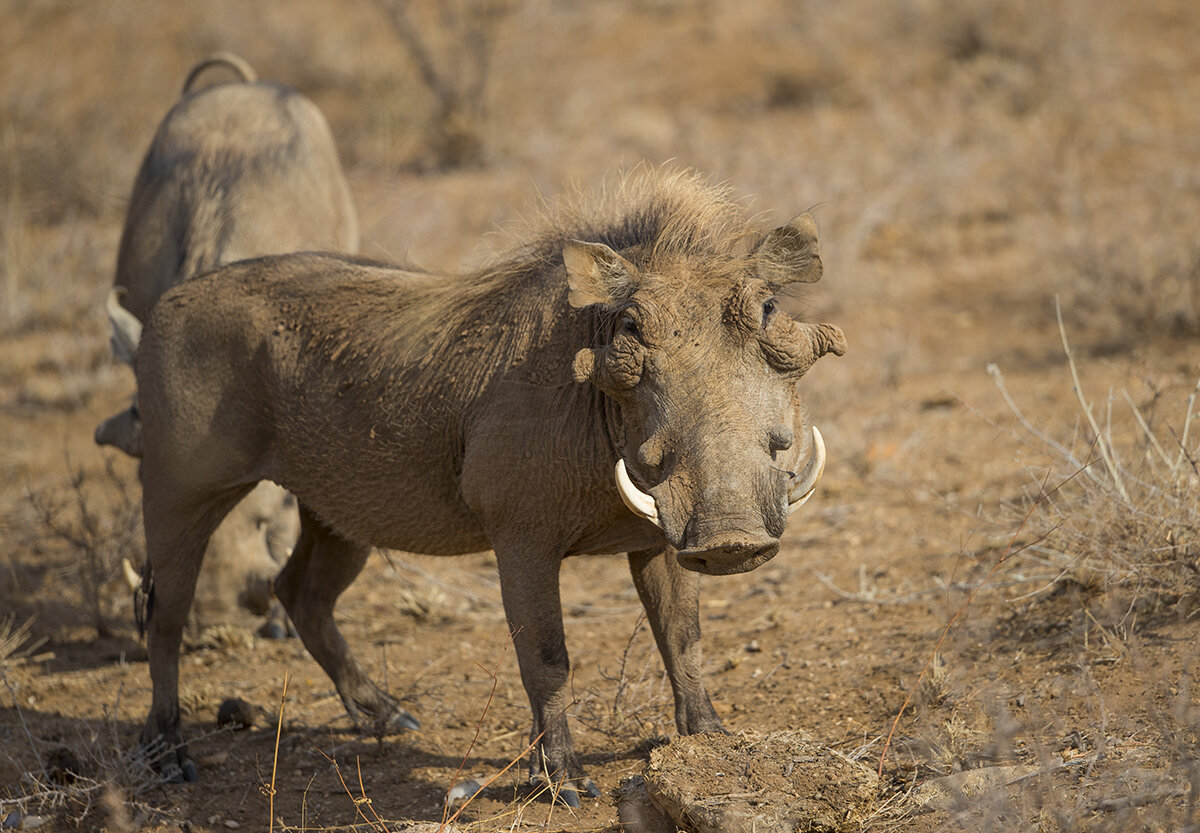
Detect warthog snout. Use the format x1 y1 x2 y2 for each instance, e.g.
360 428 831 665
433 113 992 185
676 538 781 575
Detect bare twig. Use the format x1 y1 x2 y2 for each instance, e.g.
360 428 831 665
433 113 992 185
268 670 290 833
1056 297 1128 500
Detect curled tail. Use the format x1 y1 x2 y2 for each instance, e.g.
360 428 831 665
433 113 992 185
181 52 258 96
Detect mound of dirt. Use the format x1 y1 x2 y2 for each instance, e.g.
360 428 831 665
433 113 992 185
642 731 879 833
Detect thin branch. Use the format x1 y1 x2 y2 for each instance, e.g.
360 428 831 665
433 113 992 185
1057 297 1128 500
268 670 290 833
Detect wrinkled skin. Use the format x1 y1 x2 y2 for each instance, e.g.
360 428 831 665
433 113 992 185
134 170 844 798
94 54 358 634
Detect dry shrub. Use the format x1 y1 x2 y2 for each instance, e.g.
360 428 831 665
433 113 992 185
371 0 515 170
0 691 214 831
23 455 143 638
993 311 1200 619
573 614 672 747
1056 170 1200 348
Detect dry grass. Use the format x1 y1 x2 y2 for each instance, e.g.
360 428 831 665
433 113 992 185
882 308 1200 831
994 308 1200 619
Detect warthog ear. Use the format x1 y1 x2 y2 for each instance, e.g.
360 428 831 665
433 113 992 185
563 240 639 308
106 287 142 367
754 214 822 287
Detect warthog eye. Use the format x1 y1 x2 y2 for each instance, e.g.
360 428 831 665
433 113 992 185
619 314 641 339
762 297 778 327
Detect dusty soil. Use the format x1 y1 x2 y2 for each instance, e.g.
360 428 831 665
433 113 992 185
3 1 1200 831
643 731 879 831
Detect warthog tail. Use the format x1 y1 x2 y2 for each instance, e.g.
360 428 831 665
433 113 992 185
182 52 258 96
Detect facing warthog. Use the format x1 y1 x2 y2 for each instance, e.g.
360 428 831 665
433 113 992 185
135 168 845 798
94 53 358 634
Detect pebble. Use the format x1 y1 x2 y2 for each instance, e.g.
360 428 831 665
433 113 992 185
217 698 257 729
444 779 484 806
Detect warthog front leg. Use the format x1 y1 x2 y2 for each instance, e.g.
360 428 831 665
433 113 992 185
628 546 723 735
274 505 419 733
494 546 599 808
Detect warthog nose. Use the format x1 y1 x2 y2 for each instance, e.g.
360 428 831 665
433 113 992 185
676 540 780 575
768 426 794 454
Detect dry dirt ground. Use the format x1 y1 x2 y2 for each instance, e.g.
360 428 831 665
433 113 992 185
2 1 1200 831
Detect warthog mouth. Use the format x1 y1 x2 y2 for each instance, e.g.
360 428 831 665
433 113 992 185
676 539 780 575
614 426 828 558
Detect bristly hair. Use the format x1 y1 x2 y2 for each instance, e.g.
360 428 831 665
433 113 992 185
492 164 761 274
324 166 769 401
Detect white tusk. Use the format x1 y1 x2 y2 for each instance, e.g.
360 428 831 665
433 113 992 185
106 288 142 368
787 426 826 514
615 459 662 528
121 558 142 592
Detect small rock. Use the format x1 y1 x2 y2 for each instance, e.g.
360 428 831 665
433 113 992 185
2 812 21 830
217 698 257 730
444 779 484 806
44 746 89 784
223 821 240 829
200 751 230 766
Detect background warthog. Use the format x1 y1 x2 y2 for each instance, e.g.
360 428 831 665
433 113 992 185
134 168 845 797
94 53 359 635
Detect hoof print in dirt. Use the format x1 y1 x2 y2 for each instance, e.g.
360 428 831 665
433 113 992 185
216 698 258 730
617 776 677 833
643 730 879 833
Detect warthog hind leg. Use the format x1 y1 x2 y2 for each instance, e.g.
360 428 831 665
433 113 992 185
628 546 724 735
141 486 252 782
274 504 419 733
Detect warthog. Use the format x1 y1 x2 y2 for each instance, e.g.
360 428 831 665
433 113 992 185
135 168 846 799
94 52 358 635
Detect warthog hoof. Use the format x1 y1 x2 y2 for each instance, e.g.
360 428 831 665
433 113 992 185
530 773 601 807
257 619 291 640
345 691 420 735
387 709 421 733
140 729 200 784
159 753 198 784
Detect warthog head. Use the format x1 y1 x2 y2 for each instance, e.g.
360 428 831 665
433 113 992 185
95 289 143 456
567 214 845 575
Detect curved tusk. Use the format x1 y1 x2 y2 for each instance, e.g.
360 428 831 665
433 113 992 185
121 558 143 592
106 287 143 368
787 426 826 514
615 459 662 528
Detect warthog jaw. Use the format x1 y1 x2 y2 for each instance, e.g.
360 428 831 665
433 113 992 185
786 425 826 514
613 424 827 527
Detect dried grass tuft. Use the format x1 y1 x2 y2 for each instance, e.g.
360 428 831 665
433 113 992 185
992 304 1200 617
